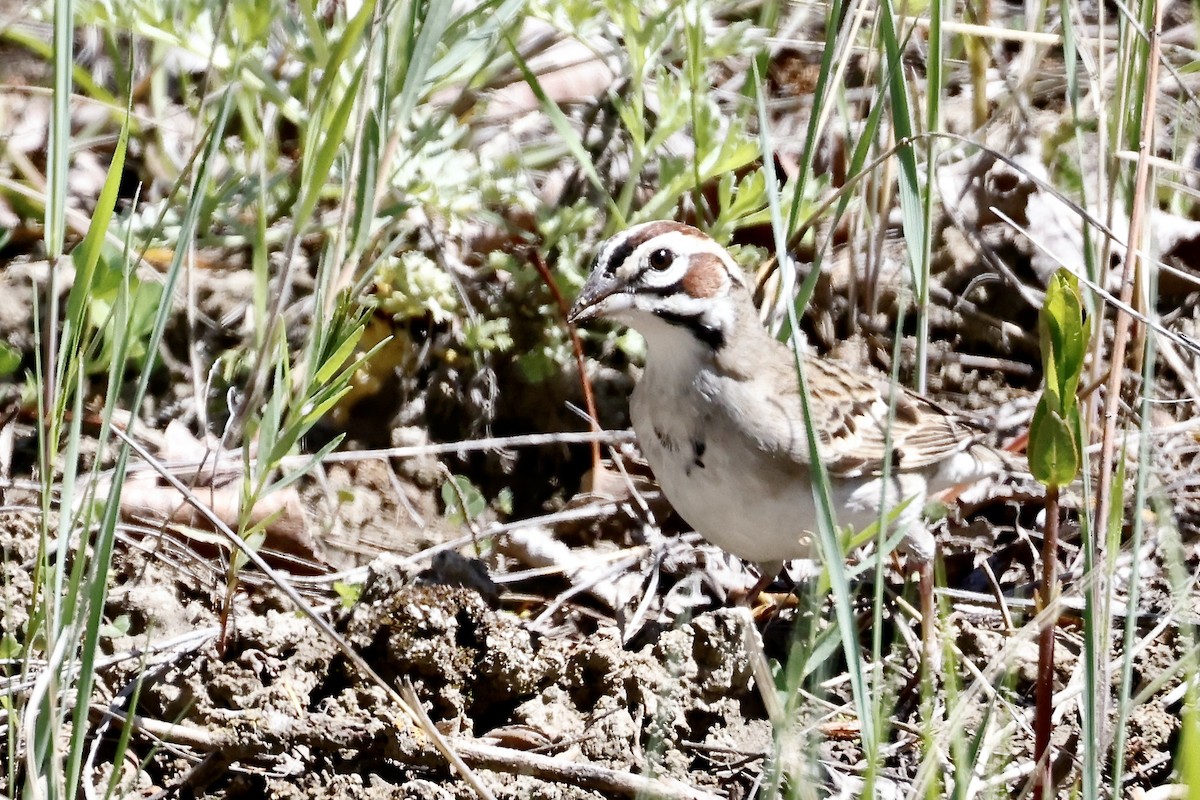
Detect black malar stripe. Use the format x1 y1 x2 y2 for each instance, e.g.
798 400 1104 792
655 310 725 350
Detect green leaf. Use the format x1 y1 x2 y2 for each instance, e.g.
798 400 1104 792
313 322 367 385
349 110 381 257
441 474 485 525
231 527 270 573
266 386 351 465
86 273 163 373
1028 398 1080 487
334 581 363 609
426 0 526 85
310 0 375 125
0 342 19 377
395 0 454 126
231 0 273 42
516 347 557 383
496 487 514 516
296 61 364 234
265 434 345 496
1040 269 1087 405
1038 310 1062 413
874 0 925 289
717 170 736 214
98 613 131 639
0 633 20 660
69 112 129 328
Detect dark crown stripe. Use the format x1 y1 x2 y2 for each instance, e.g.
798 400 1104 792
602 221 706 274
604 238 638 275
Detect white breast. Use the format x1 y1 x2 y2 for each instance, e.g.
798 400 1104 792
629 357 928 565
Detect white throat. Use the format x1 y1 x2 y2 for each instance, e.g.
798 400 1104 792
612 312 710 397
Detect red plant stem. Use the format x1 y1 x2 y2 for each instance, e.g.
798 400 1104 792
1034 484 1060 799
528 249 602 471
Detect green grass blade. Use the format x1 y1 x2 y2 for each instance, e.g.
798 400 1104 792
265 434 346 496
65 114 130 357
784 1 839 239
506 34 622 225
350 109 381 257
394 1 452 125
753 61 876 765
62 90 233 798
428 0 526 86
1110 268 1160 790
311 0 375 124
874 2 928 390
295 62 365 235
43 0 73 259
873 2 923 274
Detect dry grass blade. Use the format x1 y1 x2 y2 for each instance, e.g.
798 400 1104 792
399 681 497 800
1088 2 1165 763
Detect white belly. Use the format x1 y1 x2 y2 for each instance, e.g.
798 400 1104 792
645 434 820 562
630 382 921 564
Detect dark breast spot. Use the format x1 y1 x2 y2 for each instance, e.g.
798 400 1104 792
692 439 706 469
655 427 678 452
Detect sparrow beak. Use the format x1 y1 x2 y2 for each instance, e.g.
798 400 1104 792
567 268 624 325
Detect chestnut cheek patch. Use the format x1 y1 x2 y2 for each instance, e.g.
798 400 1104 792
682 253 726 298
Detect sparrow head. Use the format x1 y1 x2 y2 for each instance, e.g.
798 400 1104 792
567 221 748 351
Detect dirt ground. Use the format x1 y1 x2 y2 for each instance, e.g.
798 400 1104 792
2 239 1197 797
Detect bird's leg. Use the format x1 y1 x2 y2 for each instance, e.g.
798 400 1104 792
747 561 783 607
903 527 942 679
728 561 786 618
916 556 941 678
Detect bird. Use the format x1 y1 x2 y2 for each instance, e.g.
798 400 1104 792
567 219 1005 663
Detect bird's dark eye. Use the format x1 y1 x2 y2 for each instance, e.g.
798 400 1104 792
648 248 673 270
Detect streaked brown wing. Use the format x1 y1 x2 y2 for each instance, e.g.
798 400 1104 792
724 344 977 478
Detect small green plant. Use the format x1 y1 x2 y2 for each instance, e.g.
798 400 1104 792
441 473 486 526
1028 268 1087 797
219 290 382 646
333 581 364 609
519 0 768 236
1029 271 1087 489
0 342 19 377
78 246 164 375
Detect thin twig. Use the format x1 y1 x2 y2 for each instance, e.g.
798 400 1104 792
527 247 603 471
114 429 636 480
445 739 723 800
99 687 721 800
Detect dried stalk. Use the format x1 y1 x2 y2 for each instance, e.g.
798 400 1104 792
1088 5 1163 757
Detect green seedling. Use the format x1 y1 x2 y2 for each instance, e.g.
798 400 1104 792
1029 268 1087 798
